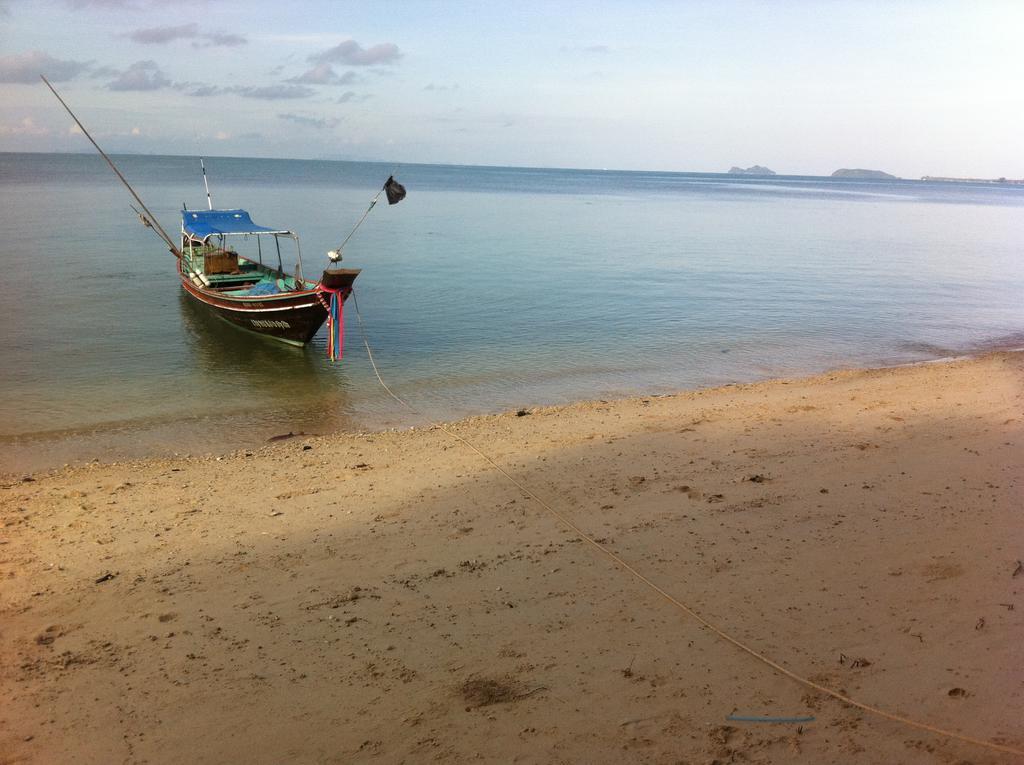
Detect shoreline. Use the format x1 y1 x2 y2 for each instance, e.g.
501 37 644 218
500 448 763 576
2 350 1022 762
4 345 1023 479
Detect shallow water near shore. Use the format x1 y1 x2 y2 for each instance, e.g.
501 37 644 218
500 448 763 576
3 152 1024 473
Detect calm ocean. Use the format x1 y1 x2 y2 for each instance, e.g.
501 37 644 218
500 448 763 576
2 152 1023 472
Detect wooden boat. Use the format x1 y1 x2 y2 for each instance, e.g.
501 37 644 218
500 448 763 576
42 75 404 359
178 208 359 346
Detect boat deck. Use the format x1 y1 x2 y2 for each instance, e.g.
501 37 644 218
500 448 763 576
182 246 311 295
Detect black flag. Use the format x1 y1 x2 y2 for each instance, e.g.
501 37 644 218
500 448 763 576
384 175 406 205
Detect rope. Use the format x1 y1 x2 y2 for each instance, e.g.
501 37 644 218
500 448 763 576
727 715 816 724
331 188 385 261
348 289 1024 758
328 168 401 264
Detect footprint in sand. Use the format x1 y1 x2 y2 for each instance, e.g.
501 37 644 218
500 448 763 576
922 561 964 582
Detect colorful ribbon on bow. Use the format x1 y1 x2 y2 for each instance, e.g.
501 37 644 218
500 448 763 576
316 285 348 361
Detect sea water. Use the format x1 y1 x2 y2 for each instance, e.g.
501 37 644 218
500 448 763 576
2 152 1023 471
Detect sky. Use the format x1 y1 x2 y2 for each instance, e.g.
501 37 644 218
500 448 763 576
1 0 1022 177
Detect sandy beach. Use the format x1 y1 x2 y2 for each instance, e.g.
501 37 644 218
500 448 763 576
1 352 1022 764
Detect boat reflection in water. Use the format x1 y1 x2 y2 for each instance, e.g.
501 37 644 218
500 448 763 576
5 300 366 475
177 291 364 439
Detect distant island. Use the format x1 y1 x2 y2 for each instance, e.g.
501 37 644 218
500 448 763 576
921 175 1024 184
728 165 776 176
831 168 898 180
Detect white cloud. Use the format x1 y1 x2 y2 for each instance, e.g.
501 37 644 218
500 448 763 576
126 24 247 48
236 84 314 100
195 32 246 48
0 116 50 136
0 50 89 83
128 23 197 44
287 64 360 86
287 62 340 85
278 112 340 130
337 90 371 104
311 39 402 67
107 60 170 91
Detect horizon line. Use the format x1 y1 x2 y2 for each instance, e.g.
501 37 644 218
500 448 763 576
5 149 1021 183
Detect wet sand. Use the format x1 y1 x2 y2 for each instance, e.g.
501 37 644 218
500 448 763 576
2 352 1022 763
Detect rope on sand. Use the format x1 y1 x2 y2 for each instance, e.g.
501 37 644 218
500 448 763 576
349 290 1024 758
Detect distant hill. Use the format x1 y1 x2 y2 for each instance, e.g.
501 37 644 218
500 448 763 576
728 165 776 176
921 175 1024 184
831 168 897 180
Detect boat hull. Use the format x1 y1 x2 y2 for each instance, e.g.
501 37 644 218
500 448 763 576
177 263 357 345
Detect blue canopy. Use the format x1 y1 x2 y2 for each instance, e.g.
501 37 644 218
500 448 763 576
182 209 291 241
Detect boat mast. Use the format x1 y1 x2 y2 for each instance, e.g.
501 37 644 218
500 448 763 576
200 158 213 210
40 75 181 258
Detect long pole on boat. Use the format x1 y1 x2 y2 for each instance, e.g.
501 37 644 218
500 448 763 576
40 75 181 258
200 158 213 209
